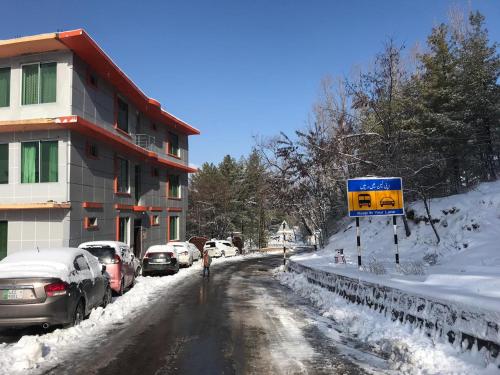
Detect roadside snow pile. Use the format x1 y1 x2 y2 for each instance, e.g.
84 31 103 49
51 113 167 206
291 180 500 311
275 270 500 375
0 253 263 374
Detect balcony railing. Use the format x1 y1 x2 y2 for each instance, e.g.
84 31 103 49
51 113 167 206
135 134 160 154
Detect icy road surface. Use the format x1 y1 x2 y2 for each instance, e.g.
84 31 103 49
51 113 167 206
0 252 390 375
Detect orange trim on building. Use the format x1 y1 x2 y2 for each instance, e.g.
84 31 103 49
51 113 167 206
114 204 134 211
149 206 163 212
133 205 148 212
167 207 182 212
56 116 197 173
115 217 120 241
0 202 71 210
82 201 103 209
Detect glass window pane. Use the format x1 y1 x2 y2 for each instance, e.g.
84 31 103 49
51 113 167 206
40 141 58 182
0 144 8 184
169 216 178 240
117 98 128 132
169 175 180 198
40 63 56 103
0 221 7 261
169 133 179 156
22 64 39 105
0 68 10 107
117 157 129 192
119 217 128 243
21 142 39 183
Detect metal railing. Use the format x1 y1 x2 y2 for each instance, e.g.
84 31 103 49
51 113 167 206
135 134 160 153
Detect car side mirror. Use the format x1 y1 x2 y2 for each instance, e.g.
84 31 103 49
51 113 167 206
101 264 107 274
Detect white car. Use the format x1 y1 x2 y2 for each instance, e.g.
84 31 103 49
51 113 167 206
203 240 238 258
218 241 238 257
169 242 196 267
187 242 201 261
204 241 222 258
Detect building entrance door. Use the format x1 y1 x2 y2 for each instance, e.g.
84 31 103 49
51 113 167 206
133 219 143 258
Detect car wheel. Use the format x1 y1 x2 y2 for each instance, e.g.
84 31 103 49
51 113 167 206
102 286 112 308
66 300 84 328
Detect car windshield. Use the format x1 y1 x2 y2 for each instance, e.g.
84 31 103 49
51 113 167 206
82 246 116 264
206 242 216 247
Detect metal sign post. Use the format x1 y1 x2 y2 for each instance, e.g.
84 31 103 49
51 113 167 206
393 216 400 265
356 217 361 267
347 177 405 267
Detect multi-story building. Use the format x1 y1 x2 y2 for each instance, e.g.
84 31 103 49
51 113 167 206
0 29 199 259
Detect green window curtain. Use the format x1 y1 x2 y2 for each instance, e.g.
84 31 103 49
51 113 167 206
169 133 179 156
118 158 129 192
21 142 39 183
0 68 10 107
40 63 56 103
169 216 178 240
117 98 129 132
169 175 180 198
0 144 8 184
22 64 39 105
0 222 7 261
40 141 58 182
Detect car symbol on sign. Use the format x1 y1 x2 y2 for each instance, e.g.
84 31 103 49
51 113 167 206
380 197 395 207
357 193 371 208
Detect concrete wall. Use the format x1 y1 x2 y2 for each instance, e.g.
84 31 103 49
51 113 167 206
0 51 73 121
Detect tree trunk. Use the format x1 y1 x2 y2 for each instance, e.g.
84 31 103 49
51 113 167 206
402 214 411 237
420 190 440 244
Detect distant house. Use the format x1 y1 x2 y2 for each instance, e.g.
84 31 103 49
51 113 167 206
0 30 200 259
268 220 295 247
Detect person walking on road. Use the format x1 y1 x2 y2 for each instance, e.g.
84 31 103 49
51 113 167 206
202 249 212 278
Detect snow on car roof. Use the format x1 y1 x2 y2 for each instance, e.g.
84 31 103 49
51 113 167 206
0 247 89 282
79 241 127 250
146 245 177 253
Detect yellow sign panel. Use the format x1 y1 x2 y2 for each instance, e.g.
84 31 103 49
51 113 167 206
347 177 404 217
348 190 403 211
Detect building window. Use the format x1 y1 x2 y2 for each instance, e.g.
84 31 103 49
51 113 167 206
21 141 58 183
0 67 10 107
84 217 98 230
169 216 179 241
21 62 56 105
168 175 180 198
116 157 129 193
151 215 159 226
116 97 129 133
168 132 179 157
151 167 159 178
0 221 6 261
118 217 130 244
0 144 8 184
86 142 99 159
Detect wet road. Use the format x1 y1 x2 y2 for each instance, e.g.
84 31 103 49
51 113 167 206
42 254 387 375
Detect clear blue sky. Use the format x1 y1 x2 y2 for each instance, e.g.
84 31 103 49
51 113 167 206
1 1 499 166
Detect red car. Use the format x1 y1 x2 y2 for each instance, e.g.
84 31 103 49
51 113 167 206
79 241 137 295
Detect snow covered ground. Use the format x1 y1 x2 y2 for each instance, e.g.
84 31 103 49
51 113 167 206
0 253 264 374
291 180 500 312
275 268 500 375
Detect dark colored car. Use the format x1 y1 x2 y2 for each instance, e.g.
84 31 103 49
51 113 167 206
142 245 179 276
0 248 111 329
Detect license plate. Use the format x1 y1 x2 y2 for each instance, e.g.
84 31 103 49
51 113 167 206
1 289 35 300
150 259 168 264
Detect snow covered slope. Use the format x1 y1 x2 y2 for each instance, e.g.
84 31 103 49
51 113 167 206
291 181 500 310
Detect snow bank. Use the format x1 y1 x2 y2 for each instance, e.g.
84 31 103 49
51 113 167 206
275 268 500 375
0 253 264 374
291 181 500 313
